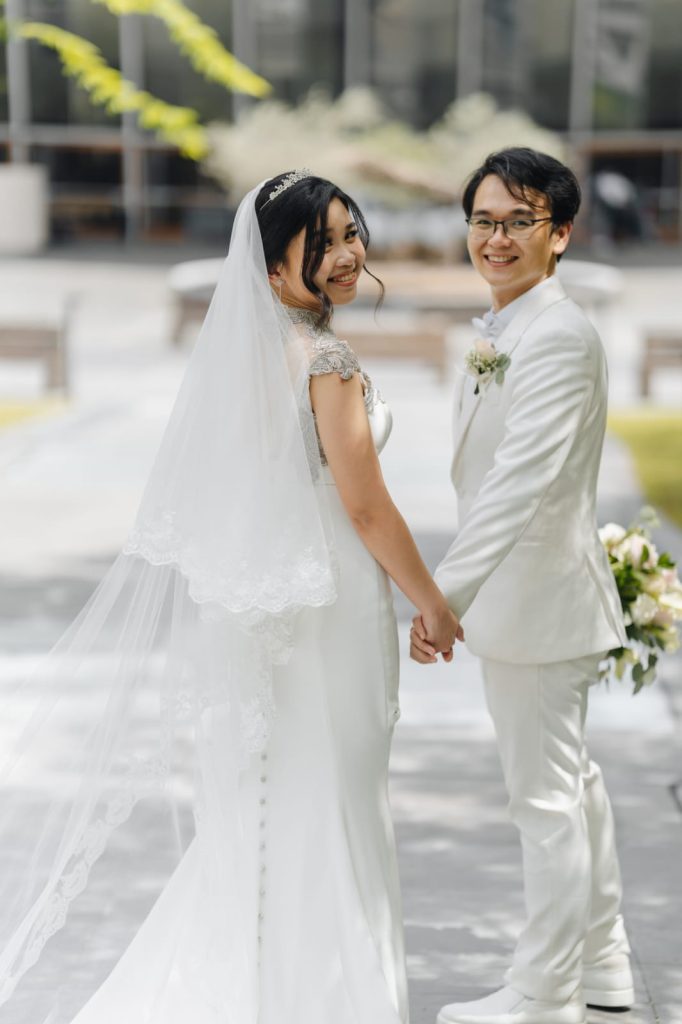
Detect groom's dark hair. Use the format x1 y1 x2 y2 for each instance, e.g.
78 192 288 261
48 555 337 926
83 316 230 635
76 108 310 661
462 147 582 230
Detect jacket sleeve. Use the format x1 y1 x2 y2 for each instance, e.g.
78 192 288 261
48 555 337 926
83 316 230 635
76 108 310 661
434 329 596 617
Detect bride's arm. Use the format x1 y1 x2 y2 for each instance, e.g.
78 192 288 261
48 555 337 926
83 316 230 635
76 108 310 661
310 371 460 657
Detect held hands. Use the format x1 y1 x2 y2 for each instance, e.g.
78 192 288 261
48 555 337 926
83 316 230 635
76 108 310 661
410 601 464 665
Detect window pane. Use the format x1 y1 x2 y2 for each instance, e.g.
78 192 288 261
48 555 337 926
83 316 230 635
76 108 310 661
374 0 457 126
27 0 120 126
646 0 682 129
142 1 233 122
31 144 124 240
258 0 343 104
0 28 8 123
525 0 573 130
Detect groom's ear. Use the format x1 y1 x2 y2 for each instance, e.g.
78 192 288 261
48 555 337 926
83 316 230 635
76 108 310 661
552 221 573 258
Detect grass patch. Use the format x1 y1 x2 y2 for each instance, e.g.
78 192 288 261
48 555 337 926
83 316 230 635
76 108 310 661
608 410 682 528
0 400 66 430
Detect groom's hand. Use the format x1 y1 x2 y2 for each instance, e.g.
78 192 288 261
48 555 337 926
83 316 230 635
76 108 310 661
410 613 463 664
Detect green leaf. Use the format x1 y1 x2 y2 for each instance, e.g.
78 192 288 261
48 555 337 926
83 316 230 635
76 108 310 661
641 665 657 687
90 0 272 98
495 369 505 385
658 552 676 568
18 22 209 159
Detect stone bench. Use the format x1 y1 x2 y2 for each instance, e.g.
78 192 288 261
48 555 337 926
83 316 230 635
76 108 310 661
640 329 682 398
0 299 71 394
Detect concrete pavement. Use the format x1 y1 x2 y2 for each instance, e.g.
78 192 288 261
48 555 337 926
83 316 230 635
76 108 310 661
0 256 680 1023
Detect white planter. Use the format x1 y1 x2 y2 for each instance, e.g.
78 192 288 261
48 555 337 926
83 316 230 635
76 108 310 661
0 164 49 254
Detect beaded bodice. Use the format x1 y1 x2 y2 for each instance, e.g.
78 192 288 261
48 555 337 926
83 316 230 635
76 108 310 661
286 307 392 467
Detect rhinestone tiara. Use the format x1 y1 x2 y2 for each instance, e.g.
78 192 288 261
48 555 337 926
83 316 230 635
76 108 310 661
263 168 313 206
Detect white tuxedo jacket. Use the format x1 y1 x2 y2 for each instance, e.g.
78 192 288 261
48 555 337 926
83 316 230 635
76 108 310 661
435 275 627 664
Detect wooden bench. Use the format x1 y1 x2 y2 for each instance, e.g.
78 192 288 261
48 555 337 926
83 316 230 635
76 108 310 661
0 302 71 394
640 330 682 397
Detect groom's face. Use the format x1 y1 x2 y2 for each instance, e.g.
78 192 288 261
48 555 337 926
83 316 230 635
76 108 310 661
467 174 572 310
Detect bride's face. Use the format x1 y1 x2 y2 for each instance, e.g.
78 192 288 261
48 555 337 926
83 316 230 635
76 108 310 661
277 198 366 310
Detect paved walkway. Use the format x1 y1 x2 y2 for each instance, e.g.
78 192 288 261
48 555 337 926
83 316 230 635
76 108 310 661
0 257 680 1023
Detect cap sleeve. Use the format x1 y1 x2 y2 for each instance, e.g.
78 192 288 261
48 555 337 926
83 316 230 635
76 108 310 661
308 338 361 382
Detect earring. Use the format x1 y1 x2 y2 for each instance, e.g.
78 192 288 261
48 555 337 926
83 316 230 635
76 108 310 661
276 277 283 302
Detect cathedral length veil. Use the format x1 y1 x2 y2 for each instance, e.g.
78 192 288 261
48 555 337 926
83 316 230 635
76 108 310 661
0 185 338 1023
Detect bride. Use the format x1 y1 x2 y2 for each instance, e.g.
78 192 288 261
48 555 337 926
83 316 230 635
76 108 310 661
0 171 460 1024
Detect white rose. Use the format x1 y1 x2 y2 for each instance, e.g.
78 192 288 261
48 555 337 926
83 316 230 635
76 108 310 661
616 533 655 567
644 575 667 597
474 337 497 361
644 542 659 568
660 590 682 618
630 593 659 625
599 522 626 548
652 608 674 628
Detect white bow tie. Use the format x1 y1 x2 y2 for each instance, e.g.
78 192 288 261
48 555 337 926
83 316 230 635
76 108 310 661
471 311 502 341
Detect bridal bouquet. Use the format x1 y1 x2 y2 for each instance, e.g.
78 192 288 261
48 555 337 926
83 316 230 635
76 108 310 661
600 508 682 693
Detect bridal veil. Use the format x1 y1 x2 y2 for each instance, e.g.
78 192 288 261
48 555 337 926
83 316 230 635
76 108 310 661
0 184 337 1022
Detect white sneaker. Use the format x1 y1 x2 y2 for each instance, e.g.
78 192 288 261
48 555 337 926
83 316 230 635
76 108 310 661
436 986 586 1024
583 953 634 1010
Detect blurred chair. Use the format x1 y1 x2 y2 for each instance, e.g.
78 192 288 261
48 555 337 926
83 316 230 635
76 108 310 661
0 295 72 394
556 260 623 317
640 330 682 398
168 258 223 345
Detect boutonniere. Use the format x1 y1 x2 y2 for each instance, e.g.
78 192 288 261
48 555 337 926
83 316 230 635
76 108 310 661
465 338 511 395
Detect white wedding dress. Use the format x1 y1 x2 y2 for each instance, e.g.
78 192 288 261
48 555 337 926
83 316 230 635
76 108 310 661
63 310 409 1024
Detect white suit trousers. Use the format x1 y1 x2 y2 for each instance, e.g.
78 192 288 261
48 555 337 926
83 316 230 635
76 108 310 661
481 654 630 1003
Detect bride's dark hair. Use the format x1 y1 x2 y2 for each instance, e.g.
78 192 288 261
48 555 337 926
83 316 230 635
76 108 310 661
255 172 384 327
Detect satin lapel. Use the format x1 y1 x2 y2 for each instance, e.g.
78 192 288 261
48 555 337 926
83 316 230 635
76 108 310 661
450 277 568 473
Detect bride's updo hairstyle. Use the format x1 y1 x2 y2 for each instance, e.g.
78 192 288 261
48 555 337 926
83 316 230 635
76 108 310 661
255 171 383 327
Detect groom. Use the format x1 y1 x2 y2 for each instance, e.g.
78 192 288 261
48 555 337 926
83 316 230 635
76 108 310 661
411 148 634 1024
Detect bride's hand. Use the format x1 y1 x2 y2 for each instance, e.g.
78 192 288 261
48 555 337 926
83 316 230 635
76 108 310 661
411 600 463 663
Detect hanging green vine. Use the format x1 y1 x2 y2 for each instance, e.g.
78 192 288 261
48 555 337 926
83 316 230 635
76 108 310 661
90 0 272 98
19 22 209 159
5 0 272 161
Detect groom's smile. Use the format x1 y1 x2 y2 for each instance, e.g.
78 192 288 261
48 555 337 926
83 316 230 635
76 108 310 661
467 174 571 311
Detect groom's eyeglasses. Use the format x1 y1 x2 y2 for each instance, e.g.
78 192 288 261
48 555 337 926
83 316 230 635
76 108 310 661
466 216 554 240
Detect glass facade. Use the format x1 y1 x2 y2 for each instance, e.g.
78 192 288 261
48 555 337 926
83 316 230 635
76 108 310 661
373 0 458 127
27 0 119 125
1 0 680 243
647 0 682 130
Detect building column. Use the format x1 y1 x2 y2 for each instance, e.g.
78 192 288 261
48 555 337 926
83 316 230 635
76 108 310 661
456 0 485 99
118 12 146 243
5 0 31 162
231 0 258 121
568 0 598 136
344 0 372 90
